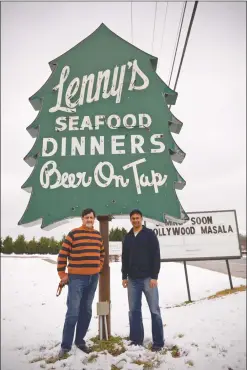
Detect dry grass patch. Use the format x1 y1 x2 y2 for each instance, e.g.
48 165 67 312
170 345 181 358
90 335 126 356
166 301 194 309
132 359 157 370
45 353 70 364
87 353 98 363
30 356 44 364
186 360 194 367
208 285 246 300
166 285 246 309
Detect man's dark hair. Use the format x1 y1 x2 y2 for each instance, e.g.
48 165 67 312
82 208 96 218
130 209 143 218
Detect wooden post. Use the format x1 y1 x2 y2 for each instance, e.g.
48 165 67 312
97 215 111 338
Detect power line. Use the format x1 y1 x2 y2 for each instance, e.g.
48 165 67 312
159 2 169 54
151 2 158 54
173 1 198 91
168 1 187 87
130 2 133 44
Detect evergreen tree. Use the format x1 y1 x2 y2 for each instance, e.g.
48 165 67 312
109 227 127 241
38 237 50 254
0 237 3 253
3 236 14 254
115 227 122 241
13 235 27 254
27 237 37 254
55 244 60 254
109 228 115 241
53 235 64 255
121 228 127 238
49 237 58 254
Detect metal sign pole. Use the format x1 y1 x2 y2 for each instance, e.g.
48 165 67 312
225 259 233 289
183 261 192 302
97 215 111 339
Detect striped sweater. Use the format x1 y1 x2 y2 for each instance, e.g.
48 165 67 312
57 225 105 278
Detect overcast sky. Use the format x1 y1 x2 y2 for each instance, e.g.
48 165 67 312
1 1 246 240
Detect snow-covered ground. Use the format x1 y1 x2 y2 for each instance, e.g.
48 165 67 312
1 253 57 258
1 257 246 370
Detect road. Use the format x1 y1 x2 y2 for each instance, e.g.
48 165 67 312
185 258 246 279
2 255 246 279
43 256 246 278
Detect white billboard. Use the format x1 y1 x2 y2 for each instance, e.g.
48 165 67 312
109 210 242 261
147 210 241 260
109 242 122 256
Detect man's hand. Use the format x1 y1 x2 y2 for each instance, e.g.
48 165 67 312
149 279 158 288
61 274 68 285
122 279 128 288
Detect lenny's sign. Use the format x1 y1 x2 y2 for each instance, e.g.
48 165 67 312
49 60 149 112
19 24 188 229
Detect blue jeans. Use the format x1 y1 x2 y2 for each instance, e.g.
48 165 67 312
128 278 164 347
61 274 99 350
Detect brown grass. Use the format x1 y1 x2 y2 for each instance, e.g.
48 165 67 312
208 285 246 300
170 345 181 358
186 360 194 367
87 353 98 363
90 335 126 357
45 353 70 364
132 359 156 369
166 285 246 309
29 356 44 363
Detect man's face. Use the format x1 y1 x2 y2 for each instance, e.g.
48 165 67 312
82 212 95 228
130 213 142 229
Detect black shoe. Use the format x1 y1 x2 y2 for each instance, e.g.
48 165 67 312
151 345 163 352
76 344 91 354
130 341 143 346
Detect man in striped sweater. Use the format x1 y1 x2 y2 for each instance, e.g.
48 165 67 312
57 208 105 357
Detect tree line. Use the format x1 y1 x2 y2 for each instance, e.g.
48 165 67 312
3 229 244 255
0 227 128 255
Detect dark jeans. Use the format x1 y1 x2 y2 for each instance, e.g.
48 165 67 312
128 278 164 347
61 274 99 350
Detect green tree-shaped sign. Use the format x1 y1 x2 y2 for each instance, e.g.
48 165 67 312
19 24 188 229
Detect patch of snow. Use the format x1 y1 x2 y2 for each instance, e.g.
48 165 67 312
1 258 246 370
1 253 57 258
